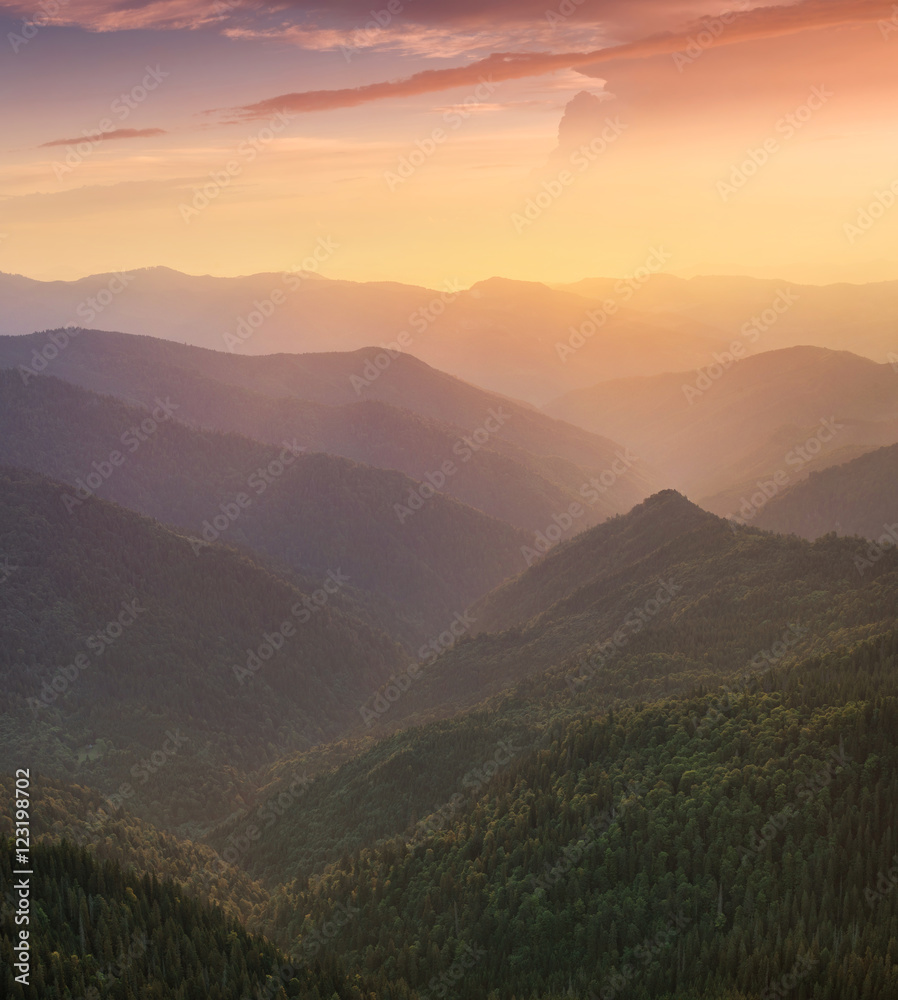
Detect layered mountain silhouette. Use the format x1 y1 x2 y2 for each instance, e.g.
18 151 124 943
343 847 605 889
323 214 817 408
0 372 528 635
0 467 406 829
2 269 897 403
381 490 898 722
0 329 658 531
755 441 898 541
546 346 898 511
4 269 898 1000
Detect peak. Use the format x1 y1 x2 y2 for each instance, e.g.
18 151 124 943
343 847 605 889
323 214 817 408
646 488 689 505
741 345 874 369
632 489 708 520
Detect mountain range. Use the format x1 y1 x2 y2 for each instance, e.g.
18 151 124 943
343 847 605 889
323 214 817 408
546 345 898 513
0 370 532 637
3 268 897 403
2 295 898 1000
0 328 658 535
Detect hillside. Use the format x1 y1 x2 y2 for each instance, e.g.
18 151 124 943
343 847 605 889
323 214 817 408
15 615 898 1000
0 773 270 925
555 272 898 364
0 839 361 1000
0 371 528 634
3 270 898 403
0 329 657 532
545 346 898 504
0 466 406 830
238 629 898 1000
382 490 898 722
206 709 542 887
755 442 898 541
0 269 731 401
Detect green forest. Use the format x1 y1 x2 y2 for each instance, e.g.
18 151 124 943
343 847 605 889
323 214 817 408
5 627 898 999
2 334 898 1000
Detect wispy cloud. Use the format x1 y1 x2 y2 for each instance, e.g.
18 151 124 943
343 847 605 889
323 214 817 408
221 0 891 120
0 0 229 31
223 21 602 58
5 0 874 42
40 128 168 148
0 0 717 34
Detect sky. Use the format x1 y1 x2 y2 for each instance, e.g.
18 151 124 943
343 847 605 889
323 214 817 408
0 0 896 286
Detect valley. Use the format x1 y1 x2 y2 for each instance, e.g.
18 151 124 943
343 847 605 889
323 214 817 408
1 303 897 998
2 6 898 990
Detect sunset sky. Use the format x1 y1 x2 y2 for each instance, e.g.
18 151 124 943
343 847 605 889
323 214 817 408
1 0 896 286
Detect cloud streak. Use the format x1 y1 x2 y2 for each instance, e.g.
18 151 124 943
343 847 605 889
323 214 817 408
223 21 598 59
1 0 225 31
40 128 168 148
0 0 729 34
224 0 891 120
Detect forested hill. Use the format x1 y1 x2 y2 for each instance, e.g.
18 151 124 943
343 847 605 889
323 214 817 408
383 489 898 723
0 839 366 1000
247 628 898 1000
9 628 898 999
756 441 898 540
0 467 405 831
0 328 658 533
0 772 271 925
0 370 529 635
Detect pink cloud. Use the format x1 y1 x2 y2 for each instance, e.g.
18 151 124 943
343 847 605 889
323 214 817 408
223 21 598 58
222 0 892 120
0 0 775 37
39 127 167 148
0 0 226 30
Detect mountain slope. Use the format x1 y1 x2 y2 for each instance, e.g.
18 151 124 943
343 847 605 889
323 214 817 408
0 372 528 633
0 772 270 925
383 490 898 722
0 839 360 1000
545 346 898 503
0 327 657 501
253 628 898 1000
0 329 655 533
556 271 898 362
0 466 407 829
755 442 898 541
0 269 733 401
5 269 898 402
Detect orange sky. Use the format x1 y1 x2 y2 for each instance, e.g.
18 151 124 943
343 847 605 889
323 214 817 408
0 0 896 285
